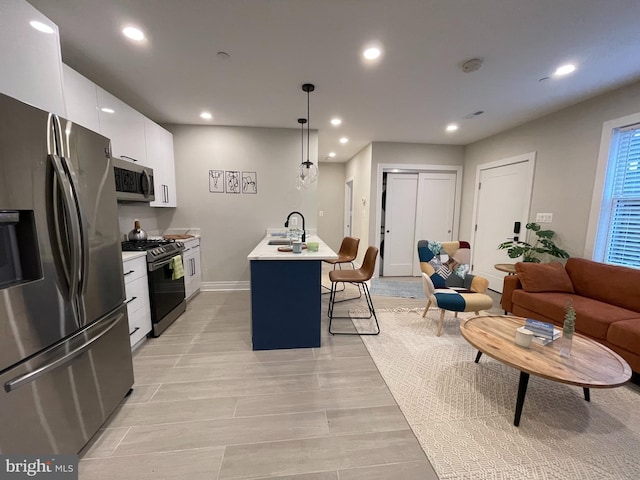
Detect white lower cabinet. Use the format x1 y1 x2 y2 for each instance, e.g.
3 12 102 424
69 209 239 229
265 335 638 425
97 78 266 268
182 238 201 300
123 255 152 348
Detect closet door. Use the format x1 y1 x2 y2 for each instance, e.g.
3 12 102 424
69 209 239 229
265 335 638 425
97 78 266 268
383 173 418 276
413 172 457 275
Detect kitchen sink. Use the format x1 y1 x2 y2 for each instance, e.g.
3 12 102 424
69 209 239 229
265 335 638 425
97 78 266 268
267 239 291 245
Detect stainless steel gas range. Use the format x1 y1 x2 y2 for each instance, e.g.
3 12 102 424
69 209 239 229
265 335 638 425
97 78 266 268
121 239 186 336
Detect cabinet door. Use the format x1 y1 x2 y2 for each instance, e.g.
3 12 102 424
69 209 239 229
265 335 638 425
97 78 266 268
191 246 201 294
0 0 65 115
183 240 201 300
144 117 165 206
160 127 178 207
148 122 177 208
97 86 148 165
62 65 100 132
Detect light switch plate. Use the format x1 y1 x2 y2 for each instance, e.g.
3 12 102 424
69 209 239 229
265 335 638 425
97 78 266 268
290 217 298 226
535 213 553 223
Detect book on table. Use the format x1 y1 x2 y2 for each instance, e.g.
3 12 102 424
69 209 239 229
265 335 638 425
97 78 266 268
525 318 561 343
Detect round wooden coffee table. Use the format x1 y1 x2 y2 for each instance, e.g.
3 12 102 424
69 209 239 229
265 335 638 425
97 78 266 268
460 315 632 426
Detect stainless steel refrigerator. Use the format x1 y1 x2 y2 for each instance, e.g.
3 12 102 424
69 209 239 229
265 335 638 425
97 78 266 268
0 92 134 454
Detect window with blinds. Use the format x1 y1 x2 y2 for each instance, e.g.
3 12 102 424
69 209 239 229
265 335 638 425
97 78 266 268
604 125 640 268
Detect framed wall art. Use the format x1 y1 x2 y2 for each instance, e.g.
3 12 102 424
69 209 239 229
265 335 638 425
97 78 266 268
242 171 257 194
209 169 224 193
225 170 241 194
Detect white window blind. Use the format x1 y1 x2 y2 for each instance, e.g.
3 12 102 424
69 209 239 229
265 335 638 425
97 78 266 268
604 125 640 268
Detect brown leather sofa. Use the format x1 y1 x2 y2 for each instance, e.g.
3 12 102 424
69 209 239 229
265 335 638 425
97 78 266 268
502 258 640 373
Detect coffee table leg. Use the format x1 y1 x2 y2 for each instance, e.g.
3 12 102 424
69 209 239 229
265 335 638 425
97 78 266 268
514 371 530 427
583 388 590 402
474 351 483 363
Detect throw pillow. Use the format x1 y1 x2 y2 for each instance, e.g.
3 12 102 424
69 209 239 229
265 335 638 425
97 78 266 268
515 261 575 293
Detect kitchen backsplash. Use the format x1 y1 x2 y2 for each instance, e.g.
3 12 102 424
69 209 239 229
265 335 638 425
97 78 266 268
117 203 160 239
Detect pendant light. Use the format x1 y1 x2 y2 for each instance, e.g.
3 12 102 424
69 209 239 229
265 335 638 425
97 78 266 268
296 83 318 189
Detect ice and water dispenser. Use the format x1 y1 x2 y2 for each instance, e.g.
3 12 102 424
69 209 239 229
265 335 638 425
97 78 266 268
0 211 41 289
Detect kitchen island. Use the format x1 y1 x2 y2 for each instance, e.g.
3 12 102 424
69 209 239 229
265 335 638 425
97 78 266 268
247 235 338 350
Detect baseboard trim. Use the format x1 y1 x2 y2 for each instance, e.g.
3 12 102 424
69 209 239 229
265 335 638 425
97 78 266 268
201 281 250 291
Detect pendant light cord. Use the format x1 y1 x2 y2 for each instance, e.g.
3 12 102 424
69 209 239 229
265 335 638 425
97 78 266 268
307 88 310 164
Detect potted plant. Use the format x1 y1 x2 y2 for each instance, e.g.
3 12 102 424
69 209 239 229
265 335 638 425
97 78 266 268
498 222 569 263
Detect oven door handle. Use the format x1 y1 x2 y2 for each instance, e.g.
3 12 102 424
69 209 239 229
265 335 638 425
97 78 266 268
148 255 181 272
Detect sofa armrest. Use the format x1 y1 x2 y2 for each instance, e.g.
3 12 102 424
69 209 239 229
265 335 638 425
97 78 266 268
501 275 522 313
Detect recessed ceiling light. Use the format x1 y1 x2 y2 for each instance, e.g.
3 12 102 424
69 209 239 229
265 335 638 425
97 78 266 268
363 47 381 60
200 112 213 120
330 118 342 126
30 20 54 34
446 123 459 132
328 152 336 158
100 107 115 114
339 137 349 144
554 64 576 77
122 26 145 41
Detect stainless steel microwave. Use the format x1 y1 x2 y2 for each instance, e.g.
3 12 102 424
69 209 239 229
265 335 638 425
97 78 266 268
113 157 155 202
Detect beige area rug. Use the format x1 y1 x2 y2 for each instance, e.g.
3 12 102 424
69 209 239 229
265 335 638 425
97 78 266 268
352 308 640 479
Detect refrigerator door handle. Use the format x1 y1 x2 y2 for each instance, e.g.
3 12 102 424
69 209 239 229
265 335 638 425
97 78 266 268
50 153 82 303
60 152 90 303
4 313 123 393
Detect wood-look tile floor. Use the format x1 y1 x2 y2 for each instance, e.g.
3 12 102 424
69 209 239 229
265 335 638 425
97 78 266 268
79 275 489 479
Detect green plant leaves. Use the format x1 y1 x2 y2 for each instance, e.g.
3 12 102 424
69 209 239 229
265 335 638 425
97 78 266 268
496 222 569 261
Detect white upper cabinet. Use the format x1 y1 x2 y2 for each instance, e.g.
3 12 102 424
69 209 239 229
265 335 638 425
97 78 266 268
145 118 178 207
97 86 148 165
0 0 65 116
62 64 100 132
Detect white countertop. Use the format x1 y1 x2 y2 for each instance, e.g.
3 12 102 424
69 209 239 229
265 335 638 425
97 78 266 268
247 235 338 261
122 251 147 262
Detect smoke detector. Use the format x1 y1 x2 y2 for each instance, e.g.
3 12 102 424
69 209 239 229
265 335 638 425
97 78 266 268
462 58 483 73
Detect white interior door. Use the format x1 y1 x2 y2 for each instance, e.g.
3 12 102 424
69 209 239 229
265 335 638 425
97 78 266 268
472 154 535 292
383 173 418 276
413 172 457 275
344 180 353 237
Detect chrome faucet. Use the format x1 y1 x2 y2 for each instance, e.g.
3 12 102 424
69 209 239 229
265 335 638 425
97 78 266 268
284 211 306 242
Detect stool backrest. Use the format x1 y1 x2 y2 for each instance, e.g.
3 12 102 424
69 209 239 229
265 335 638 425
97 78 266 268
360 246 379 281
339 236 360 261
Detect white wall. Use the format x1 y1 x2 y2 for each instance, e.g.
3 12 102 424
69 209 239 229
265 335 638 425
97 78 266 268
317 162 345 252
461 79 640 259
157 124 319 284
345 145 373 265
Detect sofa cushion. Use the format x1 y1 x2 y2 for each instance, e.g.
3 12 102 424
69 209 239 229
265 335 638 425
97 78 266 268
515 262 574 293
512 290 639 340
607 319 640 355
565 258 640 312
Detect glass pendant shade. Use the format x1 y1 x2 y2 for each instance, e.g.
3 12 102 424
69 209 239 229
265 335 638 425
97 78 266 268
298 160 318 188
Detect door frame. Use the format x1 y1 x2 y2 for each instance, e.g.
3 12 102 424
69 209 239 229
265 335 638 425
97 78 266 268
344 178 354 237
469 152 536 274
374 163 463 277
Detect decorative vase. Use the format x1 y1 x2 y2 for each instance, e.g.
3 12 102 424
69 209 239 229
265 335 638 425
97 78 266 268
560 299 575 358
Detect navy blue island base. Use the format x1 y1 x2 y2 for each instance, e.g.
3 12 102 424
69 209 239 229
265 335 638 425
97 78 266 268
250 259 322 350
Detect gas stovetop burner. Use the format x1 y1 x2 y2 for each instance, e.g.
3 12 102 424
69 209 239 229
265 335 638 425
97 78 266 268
121 239 184 262
121 239 172 251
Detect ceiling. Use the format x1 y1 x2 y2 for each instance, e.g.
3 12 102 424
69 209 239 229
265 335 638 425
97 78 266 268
28 0 640 163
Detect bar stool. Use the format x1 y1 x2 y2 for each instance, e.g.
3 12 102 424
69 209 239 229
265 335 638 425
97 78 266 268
322 236 360 294
328 246 380 335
